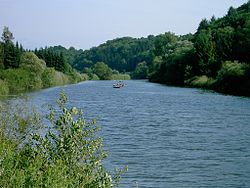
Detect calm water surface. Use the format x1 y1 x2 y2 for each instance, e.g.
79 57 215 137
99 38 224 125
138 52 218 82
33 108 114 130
27 80 250 188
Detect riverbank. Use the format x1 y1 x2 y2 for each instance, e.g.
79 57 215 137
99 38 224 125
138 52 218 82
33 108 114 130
149 64 250 98
0 52 86 97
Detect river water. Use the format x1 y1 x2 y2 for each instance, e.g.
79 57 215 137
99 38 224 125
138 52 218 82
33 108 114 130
27 80 250 188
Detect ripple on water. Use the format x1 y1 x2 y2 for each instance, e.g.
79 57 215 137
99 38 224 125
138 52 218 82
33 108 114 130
26 80 250 188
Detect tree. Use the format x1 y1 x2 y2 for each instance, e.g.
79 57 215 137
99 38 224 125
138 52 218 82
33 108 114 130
3 42 16 68
214 26 234 61
1 27 20 68
226 6 239 27
132 61 148 79
233 18 250 64
1 26 14 44
194 29 217 76
92 62 113 80
154 32 177 57
210 15 216 24
197 19 209 32
215 61 250 95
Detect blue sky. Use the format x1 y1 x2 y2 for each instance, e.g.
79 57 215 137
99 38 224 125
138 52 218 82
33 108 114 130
0 0 247 50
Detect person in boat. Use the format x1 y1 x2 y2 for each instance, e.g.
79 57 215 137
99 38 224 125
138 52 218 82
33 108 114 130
113 80 124 88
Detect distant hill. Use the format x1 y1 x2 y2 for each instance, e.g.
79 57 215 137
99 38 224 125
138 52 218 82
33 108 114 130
49 36 156 73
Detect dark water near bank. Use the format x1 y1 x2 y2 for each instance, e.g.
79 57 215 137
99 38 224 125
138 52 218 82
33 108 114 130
27 80 250 188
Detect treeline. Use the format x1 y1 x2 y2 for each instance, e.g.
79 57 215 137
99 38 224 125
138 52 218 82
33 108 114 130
46 43 134 80
0 27 84 96
48 36 155 79
73 37 154 73
148 1 250 96
34 48 67 73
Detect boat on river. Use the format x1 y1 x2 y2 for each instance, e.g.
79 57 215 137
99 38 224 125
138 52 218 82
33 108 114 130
113 81 124 88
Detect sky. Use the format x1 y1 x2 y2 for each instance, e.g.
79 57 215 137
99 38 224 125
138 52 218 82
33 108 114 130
0 0 247 50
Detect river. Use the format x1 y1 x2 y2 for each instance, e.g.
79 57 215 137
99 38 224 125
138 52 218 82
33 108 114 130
27 80 250 188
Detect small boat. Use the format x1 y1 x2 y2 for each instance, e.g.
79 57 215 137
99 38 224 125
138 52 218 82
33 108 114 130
113 81 124 88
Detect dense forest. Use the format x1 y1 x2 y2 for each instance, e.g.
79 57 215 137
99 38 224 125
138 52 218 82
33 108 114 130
47 36 155 79
149 1 250 96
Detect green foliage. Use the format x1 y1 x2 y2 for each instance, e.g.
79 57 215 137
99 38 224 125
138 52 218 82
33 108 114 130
3 43 18 68
148 56 163 82
0 68 31 93
148 1 250 96
154 32 178 57
92 62 113 80
19 52 47 90
0 92 125 187
0 51 81 94
1 27 22 69
194 1 250 69
215 61 250 95
149 38 197 85
46 45 83 67
0 26 87 97
34 48 68 73
131 61 148 79
20 52 46 74
197 19 210 31
214 26 234 61
194 29 217 77
51 36 155 73
91 73 100 80
0 28 85 94
41 67 57 88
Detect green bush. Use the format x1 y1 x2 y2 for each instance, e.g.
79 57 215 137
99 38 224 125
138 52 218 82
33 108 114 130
0 69 31 93
19 52 46 74
90 73 100 80
19 52 47 90
0 92 126 187
41 67 56 88
92 62 113 80
68 69 85 83
215 61 250 95
131 61 148 79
